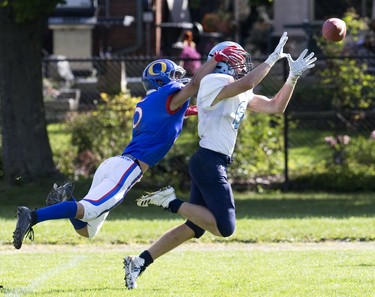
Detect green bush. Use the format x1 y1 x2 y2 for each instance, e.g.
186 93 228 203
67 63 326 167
290 132 375 192
347 135 375 165
143 130 199 190
144 114 285 191
283 9 375 192
290 170 375 192
67 92 139 177
65 91 286 190
230 113 284 182
315 9 375 112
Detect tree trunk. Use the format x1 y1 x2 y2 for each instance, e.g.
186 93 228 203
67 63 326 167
0 7 59 184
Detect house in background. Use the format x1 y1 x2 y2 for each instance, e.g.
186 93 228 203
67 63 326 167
41 0 375 103
44 0 375 59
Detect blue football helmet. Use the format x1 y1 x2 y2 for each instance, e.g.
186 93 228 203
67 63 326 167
142 59 186 92
207 41 253 80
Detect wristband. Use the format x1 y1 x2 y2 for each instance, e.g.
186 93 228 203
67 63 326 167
286 74 299 86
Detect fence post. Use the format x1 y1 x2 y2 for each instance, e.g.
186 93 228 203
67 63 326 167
283 58 289 191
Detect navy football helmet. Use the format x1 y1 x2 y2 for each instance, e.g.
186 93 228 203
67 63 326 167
207 41 253 80
142 59 186 92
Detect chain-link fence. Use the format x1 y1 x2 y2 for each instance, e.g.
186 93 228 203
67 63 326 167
42 55 375 189
42 56 151 122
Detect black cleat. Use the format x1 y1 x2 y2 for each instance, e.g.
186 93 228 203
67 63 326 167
13 206 34 250
46 181 74 206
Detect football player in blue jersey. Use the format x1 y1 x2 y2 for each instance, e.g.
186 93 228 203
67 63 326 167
12 46 246 250
124 32 317 289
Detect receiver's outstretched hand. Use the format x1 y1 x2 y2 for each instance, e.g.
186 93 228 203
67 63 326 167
286 49 317 84
265 31 288 66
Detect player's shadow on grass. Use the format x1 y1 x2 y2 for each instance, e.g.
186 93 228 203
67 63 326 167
1 184 374 220
235 197 375 219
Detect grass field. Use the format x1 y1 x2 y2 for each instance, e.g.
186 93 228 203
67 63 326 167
1 243 375 296
1 184 375 296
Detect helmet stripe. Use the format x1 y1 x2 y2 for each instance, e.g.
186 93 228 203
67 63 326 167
148 61 167 75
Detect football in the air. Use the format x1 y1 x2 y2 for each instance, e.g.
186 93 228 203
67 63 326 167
322 18 346 42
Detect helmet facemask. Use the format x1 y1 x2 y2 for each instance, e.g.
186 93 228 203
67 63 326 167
207 41 253 80
230 53 253 80
142 59 187 92
169 67 186 82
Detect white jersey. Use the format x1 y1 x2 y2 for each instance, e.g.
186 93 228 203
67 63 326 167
197 73 254 156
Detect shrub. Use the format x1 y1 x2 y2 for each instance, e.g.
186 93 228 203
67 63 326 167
68 92 139 177
346 134 375 167
315 9 375 112
284 9 375 192
290 132 375 192
230 113 284 183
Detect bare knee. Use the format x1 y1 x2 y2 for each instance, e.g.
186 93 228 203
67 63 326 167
75 227 89 238
73 204 90 237
75 202 85 219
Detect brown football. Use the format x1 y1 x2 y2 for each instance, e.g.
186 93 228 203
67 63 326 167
322 18 346 42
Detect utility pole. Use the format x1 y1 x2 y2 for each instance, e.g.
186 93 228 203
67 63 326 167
155 0 162 56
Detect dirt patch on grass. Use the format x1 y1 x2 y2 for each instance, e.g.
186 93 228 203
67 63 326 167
1 241 375 254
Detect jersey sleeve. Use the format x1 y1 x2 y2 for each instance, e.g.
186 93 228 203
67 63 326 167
198 74 234 109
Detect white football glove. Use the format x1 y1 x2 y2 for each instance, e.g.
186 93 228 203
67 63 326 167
264 31 288 66
286 49 317 85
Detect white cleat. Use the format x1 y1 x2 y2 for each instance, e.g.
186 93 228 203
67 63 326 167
136 186 176 209
124 256 145 290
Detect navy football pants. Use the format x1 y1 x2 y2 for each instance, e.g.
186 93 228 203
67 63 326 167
185 147 236 238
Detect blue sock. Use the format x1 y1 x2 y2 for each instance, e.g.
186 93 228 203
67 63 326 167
35 201 78 223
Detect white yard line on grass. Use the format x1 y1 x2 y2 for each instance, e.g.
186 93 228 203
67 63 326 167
4 254 86 297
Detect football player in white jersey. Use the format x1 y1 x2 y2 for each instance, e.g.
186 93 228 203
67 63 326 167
124 32 317 289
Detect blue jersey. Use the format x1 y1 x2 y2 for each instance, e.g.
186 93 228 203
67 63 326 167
123 81 189 167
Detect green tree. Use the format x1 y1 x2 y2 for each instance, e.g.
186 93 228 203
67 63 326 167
316 9 375 112
0 0 63 184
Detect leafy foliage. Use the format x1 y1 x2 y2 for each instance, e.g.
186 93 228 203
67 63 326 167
66 91 285 189
68 92 139 177
0 0 64 22
284 8 375 191
315 9 375 112
290 130 375 192
346 134 375 168
230 113 284 182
